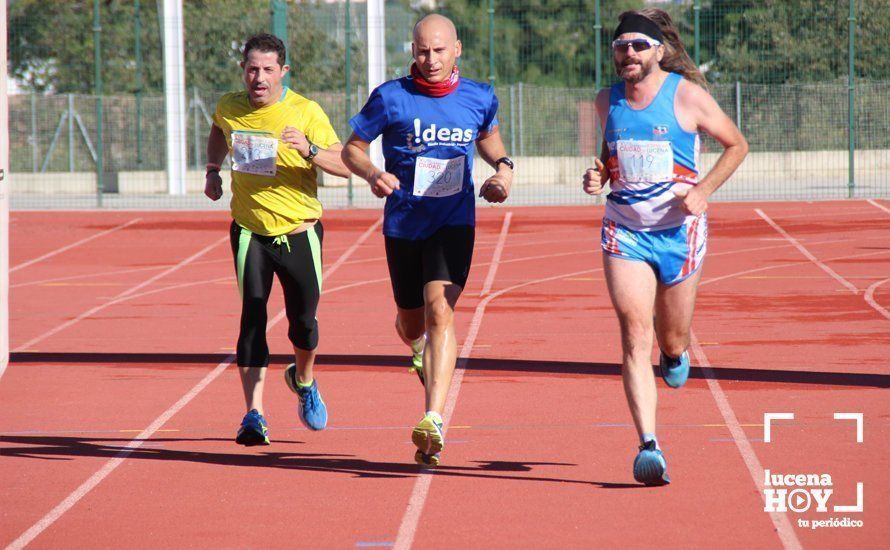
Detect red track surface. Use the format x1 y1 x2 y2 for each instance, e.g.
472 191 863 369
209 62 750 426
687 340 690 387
2 201 888 549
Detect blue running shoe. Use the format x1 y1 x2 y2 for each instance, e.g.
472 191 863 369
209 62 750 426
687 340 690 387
633 440 671 486
235 409 270 446
284 363 328 430
659 350 690 388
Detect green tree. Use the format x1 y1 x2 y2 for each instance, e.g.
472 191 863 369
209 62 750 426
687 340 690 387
7 0 354 94
702 0 890 84
419 0 642 86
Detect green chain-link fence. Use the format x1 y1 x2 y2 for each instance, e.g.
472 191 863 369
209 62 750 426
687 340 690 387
6 0 889 208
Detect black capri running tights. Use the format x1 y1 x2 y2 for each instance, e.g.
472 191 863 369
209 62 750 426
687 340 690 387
229 220 323 368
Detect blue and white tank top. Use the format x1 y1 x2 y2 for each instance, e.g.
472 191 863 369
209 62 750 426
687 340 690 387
603 72 700 231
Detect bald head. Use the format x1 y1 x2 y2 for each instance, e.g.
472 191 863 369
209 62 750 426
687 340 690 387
413 14 458 43
412 14 461 83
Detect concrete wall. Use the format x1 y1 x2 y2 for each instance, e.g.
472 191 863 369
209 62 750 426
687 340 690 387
9 150 889 194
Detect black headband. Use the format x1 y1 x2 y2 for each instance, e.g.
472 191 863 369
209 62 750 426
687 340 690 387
613 14 664 43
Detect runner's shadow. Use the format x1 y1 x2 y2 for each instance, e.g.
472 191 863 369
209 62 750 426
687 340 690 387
0 435 643 487
471 460 574 472
594 482 649 489
11 352 889 387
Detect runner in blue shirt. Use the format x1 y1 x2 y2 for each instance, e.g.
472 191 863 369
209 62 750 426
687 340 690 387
342 13 514 466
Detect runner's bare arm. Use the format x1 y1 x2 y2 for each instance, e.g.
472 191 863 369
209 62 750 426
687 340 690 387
204 124 228 201
476 126 512 203
674 81 748 214
341 133 401 198
583 89 611 195
280 126 351 178
312 143 351 177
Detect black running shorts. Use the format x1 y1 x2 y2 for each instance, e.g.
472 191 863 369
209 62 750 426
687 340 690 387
384 225 475 310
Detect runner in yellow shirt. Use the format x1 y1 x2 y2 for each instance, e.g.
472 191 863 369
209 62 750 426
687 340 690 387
204 33 350 446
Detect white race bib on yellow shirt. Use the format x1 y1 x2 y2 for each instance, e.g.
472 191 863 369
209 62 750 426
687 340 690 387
232 130 278 177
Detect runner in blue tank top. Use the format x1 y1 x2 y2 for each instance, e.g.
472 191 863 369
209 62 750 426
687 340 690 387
342 14 514 467
582 9 748 486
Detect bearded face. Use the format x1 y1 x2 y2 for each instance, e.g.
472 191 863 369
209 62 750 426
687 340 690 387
615 51 660 83
612 34 663 84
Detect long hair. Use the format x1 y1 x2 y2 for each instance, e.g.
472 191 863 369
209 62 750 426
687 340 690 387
621 9 708 90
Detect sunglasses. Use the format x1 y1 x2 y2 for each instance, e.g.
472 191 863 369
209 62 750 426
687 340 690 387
611 38 661 53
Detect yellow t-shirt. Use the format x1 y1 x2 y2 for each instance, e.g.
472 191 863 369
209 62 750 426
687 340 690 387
213 89 339 236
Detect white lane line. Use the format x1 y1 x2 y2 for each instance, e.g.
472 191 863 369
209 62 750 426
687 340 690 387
11 258 226 289
701 249 890 287
4 354 235 550
3 218 381 549
690 332 803 550
867 199 890 214
377 237 882 549
99 239 890 306
9 236 230 357
394 212 512 550
864 278 890 320
755 209 859 294
481 212 512 296
320 217 382 283
10 218 141 273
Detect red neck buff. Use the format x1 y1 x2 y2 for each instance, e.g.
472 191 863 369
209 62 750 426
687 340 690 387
410 63 460 97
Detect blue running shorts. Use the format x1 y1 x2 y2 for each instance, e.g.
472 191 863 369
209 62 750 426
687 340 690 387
601 216 707 285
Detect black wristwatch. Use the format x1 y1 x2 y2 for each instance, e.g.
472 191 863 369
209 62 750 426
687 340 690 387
495 156 514 171
304 141 319 161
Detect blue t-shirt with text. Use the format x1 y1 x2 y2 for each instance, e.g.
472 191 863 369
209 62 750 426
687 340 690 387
349 77 499 240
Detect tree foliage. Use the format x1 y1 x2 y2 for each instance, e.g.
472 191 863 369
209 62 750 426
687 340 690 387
6 0 887 94
7 0 356 94
703 0 890 83
426 0 642 86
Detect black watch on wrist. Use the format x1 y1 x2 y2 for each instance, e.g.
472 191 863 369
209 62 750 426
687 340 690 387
304 141 319 161
495 156 514 171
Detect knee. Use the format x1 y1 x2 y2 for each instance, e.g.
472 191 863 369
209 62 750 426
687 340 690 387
398 310 425 340
242 294 268 311
425 297 454 332
288 316 319 350
659 337 689 359
657 328 689 357
620 318 652 344
618 319 653 359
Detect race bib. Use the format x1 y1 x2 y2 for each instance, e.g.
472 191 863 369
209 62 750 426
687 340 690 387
616 140 673 183
232 130 278 177
413 155 465 198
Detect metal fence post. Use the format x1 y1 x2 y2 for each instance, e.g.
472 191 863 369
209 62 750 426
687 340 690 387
594 0 601 91
346 0 353 207
848 0 855 198
509 84 516 154
135 0 143 166
518 82 524 156
68 93 75 172
271 0 291 89
735 81 741 130
694 0 701 66
31 93 38 172
594 0 602 160
93 0 103 207
488 0 495 85
193 87 201 170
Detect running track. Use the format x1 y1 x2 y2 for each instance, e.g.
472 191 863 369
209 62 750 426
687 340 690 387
2 201 888 548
